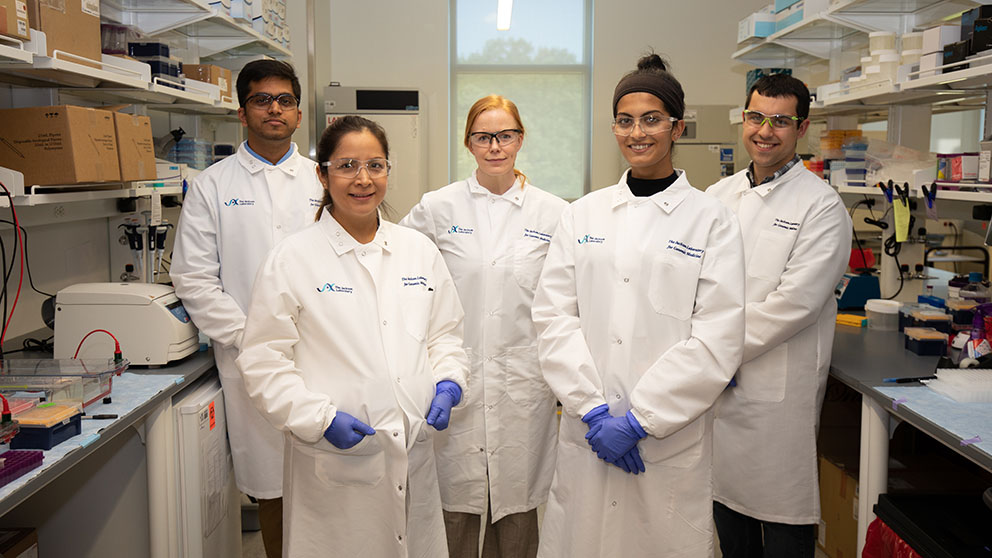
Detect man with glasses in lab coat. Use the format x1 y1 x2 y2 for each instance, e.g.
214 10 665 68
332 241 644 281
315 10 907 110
172 59 323 558
707 73 852 558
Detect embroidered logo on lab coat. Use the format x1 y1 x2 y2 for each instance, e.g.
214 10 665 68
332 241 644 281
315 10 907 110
309 198 322 207
448 225 474 235
316 283 354 293
224 198 256 207
402 276 429 287
772 218 800 231
666 240 704 259
523 228 552 242
577 234 605 244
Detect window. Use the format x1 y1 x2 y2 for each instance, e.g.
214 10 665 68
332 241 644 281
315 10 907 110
451 0 591 200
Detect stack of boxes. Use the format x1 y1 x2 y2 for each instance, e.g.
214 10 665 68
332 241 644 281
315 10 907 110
0 0 30 42
737 4 776 44
169 138 215 171
254 0 289 48
773 0 828 32
128 42 184 89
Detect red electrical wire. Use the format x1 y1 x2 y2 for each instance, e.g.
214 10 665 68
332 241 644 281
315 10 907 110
73 329 122 360
0 179 23 350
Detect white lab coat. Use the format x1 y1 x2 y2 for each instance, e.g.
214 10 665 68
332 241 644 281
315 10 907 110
532 171 745 558
707 163 852 524
171 142 323 498
399 173 567 522
236 215 470 558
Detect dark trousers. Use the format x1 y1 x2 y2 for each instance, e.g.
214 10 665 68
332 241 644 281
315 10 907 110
713 501 816 558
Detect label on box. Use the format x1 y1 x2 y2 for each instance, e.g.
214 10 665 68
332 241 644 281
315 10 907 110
209 401 216 430
15 0 26 17
81 0 99 17
18 19 26 35
218 77 228 93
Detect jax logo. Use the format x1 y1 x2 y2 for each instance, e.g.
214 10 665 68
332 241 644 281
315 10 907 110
316 283 354 294
577 234 605 245
448 225 474 235
224 198 256 207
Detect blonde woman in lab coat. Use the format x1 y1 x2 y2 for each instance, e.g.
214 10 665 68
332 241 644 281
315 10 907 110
400 95 567 558
237 115 470 558
532 54 746 558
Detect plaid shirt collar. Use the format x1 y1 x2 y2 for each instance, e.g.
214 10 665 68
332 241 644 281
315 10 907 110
747 155 802 188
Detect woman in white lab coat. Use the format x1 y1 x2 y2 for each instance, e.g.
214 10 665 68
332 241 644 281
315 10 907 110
532 54 746 557
400 95 567 558
236 115 470 558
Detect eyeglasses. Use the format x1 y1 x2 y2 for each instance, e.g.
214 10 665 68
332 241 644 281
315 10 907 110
244 92 300 110
742 109 802 129
468 129 522 148
612 113 679 136
320 158 392 178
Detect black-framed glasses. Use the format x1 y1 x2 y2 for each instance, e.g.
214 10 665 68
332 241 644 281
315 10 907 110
742 109 802 129
612 113 679 136
320 158 392 178
244 92 300 110
469 129 522 148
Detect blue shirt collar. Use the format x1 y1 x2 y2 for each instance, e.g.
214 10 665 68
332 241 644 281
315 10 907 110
244 141 294 166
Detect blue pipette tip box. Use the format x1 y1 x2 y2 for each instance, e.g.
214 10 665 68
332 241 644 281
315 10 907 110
10 406 82 451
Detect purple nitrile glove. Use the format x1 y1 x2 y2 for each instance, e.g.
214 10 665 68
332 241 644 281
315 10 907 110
323 411 376 449
426 380 462 431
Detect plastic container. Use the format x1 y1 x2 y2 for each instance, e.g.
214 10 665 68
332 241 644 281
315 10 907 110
904 327 947 356
866 299 901 330
900 31 924 52
0 450 43 488
901 49 922 66
11 404 82 450
910 310 952 333
879 52 900 81
959 272 989 302
870 31 897 52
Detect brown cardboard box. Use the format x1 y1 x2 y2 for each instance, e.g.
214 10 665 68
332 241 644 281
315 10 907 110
25 0 100 64
183 64 233 100
108 111 156 182
0 105 120 186
818 456 858 558
0 0 30 40
0 528 38 557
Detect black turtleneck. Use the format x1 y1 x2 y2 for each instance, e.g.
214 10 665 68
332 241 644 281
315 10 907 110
626 170 678 197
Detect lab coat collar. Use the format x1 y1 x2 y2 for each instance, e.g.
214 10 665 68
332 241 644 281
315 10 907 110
467 171 526 207
612 169 691 214
747 160 806 198
318 210 393 256
236 141 304 177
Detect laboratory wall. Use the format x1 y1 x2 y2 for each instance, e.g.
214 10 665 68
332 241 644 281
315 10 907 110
321 0 774 196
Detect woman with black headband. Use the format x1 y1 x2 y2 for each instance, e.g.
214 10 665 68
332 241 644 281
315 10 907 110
531 53 747 556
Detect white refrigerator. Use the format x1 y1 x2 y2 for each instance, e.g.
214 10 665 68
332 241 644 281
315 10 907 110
173 374 241 558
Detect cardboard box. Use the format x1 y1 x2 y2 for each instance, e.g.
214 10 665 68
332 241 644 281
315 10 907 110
0 105 120 186
26 0 100 64
0 0 30 40
818 456 858 558
107 110 155 182
922 24 960 54
739 11 777 43
0 528 38 558
183 63 233 100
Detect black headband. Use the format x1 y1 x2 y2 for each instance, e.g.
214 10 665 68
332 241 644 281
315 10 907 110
612 73 683 119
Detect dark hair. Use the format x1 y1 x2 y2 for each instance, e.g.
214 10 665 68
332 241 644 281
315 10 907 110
236 60 302 107
314 116 390 221
746 74 811 121
612 53 685 120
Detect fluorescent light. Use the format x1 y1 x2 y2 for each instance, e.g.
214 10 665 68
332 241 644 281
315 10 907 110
497 0 513 30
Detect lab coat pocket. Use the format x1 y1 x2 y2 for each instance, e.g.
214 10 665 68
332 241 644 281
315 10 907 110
747 229 795 283
504 345 552 405
303 435 386 488
637 416 704 468
401 290 434 342
736 342 788 403
649 254 701 320
512 237 550 291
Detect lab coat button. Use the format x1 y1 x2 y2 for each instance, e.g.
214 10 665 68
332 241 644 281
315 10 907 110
491 260 497 266
396 378 401 383
616 338 623 345
336 231 341 237
338 242 343 247
398 485 403 492
382 320 387 326
393 431 399 437
398 535 403 542
615 394 621 400
361 251 366 256
489 198 495 204
611 501 617 507
623 277 630 283
276 224 282 230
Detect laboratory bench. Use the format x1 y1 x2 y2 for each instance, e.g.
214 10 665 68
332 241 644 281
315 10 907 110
828 325 992 555
0 345 218 557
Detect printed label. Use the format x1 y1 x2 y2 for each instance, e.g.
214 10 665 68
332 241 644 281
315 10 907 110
523 228 552 242
772 217 800 231
81 0 100 17
666 239 704 258
209 401 216 430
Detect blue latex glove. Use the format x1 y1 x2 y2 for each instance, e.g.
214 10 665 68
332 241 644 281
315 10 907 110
581 404 611 429
427 380 462 431
323 411 376 449
611 445 646 475
586 411 647 463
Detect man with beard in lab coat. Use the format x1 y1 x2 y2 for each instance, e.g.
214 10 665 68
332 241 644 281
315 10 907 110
171 59 323 558
707 73 852 558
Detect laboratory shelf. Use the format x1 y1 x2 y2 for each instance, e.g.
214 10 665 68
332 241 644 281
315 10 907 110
732 40 824 68
102 0 290 60
772 15 869 59
827 0 979 34
0 50 150 90
0 39 33 64
13 184 183 207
